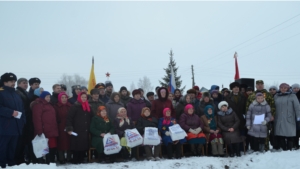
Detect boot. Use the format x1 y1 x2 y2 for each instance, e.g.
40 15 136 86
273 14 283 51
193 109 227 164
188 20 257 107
211 142 218 156
144 146 153 158
190 144 197 156
287 140 294 151
154 145 160 158
175 143 181 159
227 144 234 157
259 144 265 153
279 137 287 151
234 143 241 157
166 144 173 159
217 143 225 156
98 153 105 163
121 147 130 161
197 144 203 156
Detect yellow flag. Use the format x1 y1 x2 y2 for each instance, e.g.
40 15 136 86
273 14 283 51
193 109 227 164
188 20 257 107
88 57 96 94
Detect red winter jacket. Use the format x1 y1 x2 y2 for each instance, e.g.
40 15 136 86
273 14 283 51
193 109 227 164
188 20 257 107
151 87 175 119
31 98 58 138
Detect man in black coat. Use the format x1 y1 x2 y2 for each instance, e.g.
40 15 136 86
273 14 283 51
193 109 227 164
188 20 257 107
50 84 61 105
27 77 41 101
15 78 34 164
0 73 26 168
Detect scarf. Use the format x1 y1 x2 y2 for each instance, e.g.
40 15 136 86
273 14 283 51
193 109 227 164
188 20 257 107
162 107 171 125
58 92 68 104
98 114 109 122
117 108 129 127
204 105 216 130
77 92 90 112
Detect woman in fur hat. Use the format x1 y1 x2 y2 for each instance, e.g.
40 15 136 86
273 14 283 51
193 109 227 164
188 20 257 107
217 101 243 157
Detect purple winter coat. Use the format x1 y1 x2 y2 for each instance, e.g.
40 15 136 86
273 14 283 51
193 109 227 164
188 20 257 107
127 99 146 122
179 112 204 132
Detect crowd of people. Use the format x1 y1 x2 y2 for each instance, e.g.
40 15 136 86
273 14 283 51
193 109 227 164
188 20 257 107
1 72 300 168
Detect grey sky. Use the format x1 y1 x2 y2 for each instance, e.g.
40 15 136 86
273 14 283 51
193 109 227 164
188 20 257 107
1 2 300 93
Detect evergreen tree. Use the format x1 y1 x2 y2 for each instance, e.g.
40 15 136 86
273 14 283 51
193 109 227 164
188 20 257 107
159 50 185 93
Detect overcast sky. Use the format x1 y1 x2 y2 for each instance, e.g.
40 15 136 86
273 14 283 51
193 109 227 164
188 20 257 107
1 1 300 93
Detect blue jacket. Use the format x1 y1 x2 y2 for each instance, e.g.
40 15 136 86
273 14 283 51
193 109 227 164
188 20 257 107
0 86 26 135
158 118 186 145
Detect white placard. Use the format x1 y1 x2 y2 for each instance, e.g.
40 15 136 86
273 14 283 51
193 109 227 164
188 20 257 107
253 114 265 125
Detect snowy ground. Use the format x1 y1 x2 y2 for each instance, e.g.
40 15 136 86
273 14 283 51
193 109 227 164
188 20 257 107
8 150 300 169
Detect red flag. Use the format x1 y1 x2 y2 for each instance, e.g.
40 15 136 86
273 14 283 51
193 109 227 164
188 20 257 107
234 52 240 80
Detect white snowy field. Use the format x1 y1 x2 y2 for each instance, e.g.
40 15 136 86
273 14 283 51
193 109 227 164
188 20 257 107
9 150 300 169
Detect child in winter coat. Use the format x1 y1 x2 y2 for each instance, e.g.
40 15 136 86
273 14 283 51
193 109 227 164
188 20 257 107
246 93 272 152
204 105 224 157
158 108 186 159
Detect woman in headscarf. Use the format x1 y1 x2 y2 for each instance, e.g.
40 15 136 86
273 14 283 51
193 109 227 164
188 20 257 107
106 92 124 120
113 107 135 161
66 92 93 164
204 105 224 157
90 106 115 163
136 107 161 161
53 92 72 164
179 104 206 156
158 108 186 159
274 83 300 151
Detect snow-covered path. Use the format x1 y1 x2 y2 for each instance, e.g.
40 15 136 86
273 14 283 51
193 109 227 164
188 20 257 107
9 150 300 169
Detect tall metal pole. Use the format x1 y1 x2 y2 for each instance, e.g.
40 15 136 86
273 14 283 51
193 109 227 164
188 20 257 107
191 65 195 87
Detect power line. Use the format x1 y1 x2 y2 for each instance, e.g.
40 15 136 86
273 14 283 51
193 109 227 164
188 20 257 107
191 12 300 69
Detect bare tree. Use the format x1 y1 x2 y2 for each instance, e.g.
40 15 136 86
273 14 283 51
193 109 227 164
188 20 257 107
57 74 88 96
129 81 136 93
264 82 280 91
137 76 154 96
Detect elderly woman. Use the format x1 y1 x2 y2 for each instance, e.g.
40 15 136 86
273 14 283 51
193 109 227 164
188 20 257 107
106 92 124 120
90 106 114 163
274 83 300 151
217 101 243 157
179 104 206 156
113 107 135 161
175 94 192 121
158 108 186 159
136 107 161 161
53 92 72 164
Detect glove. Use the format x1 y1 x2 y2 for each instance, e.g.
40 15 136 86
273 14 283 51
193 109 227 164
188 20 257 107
189 128 197 134
247 126 250 130
194 127 202 134
261 120 267 125
165 131 170 136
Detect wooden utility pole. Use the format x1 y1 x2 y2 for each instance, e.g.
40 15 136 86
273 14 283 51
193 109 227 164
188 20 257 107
191 65 195 87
